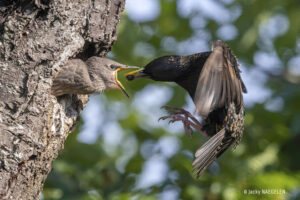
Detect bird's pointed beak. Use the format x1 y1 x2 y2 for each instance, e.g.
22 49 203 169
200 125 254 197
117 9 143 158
115 65 139 97
125 68 149 81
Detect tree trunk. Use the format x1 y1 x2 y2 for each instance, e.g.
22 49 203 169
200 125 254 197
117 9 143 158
0 0 125 199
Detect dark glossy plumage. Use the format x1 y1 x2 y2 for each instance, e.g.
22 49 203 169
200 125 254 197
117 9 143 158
127 41 246 135
126 40 247 177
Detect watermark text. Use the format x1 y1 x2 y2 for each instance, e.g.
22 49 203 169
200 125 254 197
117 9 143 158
243 189 286 195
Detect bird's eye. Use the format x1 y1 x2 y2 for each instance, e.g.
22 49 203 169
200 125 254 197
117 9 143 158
110 65 118 70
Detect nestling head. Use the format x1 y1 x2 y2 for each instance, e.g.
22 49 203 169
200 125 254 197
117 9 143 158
86 57 138 97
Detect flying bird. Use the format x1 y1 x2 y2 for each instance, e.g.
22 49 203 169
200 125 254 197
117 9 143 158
51 57 137 97
126 40 247 177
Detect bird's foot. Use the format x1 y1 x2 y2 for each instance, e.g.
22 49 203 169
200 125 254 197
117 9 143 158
159 106 207 137
159 114 194 136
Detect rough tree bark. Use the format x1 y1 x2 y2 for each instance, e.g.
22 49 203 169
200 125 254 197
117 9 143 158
0 0 125 199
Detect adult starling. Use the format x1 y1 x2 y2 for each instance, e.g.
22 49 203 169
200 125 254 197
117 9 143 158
51 57 137 97
125 40 247 177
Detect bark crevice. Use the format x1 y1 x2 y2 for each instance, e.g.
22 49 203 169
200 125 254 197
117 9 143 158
0 0 125 199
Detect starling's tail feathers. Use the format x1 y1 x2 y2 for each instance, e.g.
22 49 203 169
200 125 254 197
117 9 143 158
192 103 244 178
192 128 231 178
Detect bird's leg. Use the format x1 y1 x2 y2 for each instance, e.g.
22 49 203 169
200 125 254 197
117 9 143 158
160 114 193 136
159 106 207 137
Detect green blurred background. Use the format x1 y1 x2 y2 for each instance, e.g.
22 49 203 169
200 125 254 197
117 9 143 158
43 0 300 199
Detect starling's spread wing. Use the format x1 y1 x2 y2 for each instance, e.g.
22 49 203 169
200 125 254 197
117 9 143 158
193 40 246 117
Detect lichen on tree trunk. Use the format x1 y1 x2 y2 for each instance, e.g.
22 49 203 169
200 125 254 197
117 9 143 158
0 0 125 199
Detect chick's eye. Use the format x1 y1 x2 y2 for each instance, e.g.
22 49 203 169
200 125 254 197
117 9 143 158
110 65 117 70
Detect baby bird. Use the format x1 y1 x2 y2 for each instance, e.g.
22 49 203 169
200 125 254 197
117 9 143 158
51 57 137 97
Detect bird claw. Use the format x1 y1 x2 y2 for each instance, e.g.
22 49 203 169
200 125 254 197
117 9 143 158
158 113 194 136
158 116 169 122
159 106 207 137
159 114 181 123
169 118 179 124
162 106 183 112
162 106 194 118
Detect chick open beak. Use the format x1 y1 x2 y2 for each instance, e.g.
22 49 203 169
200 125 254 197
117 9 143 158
125 68 148 81
115 66 139 97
